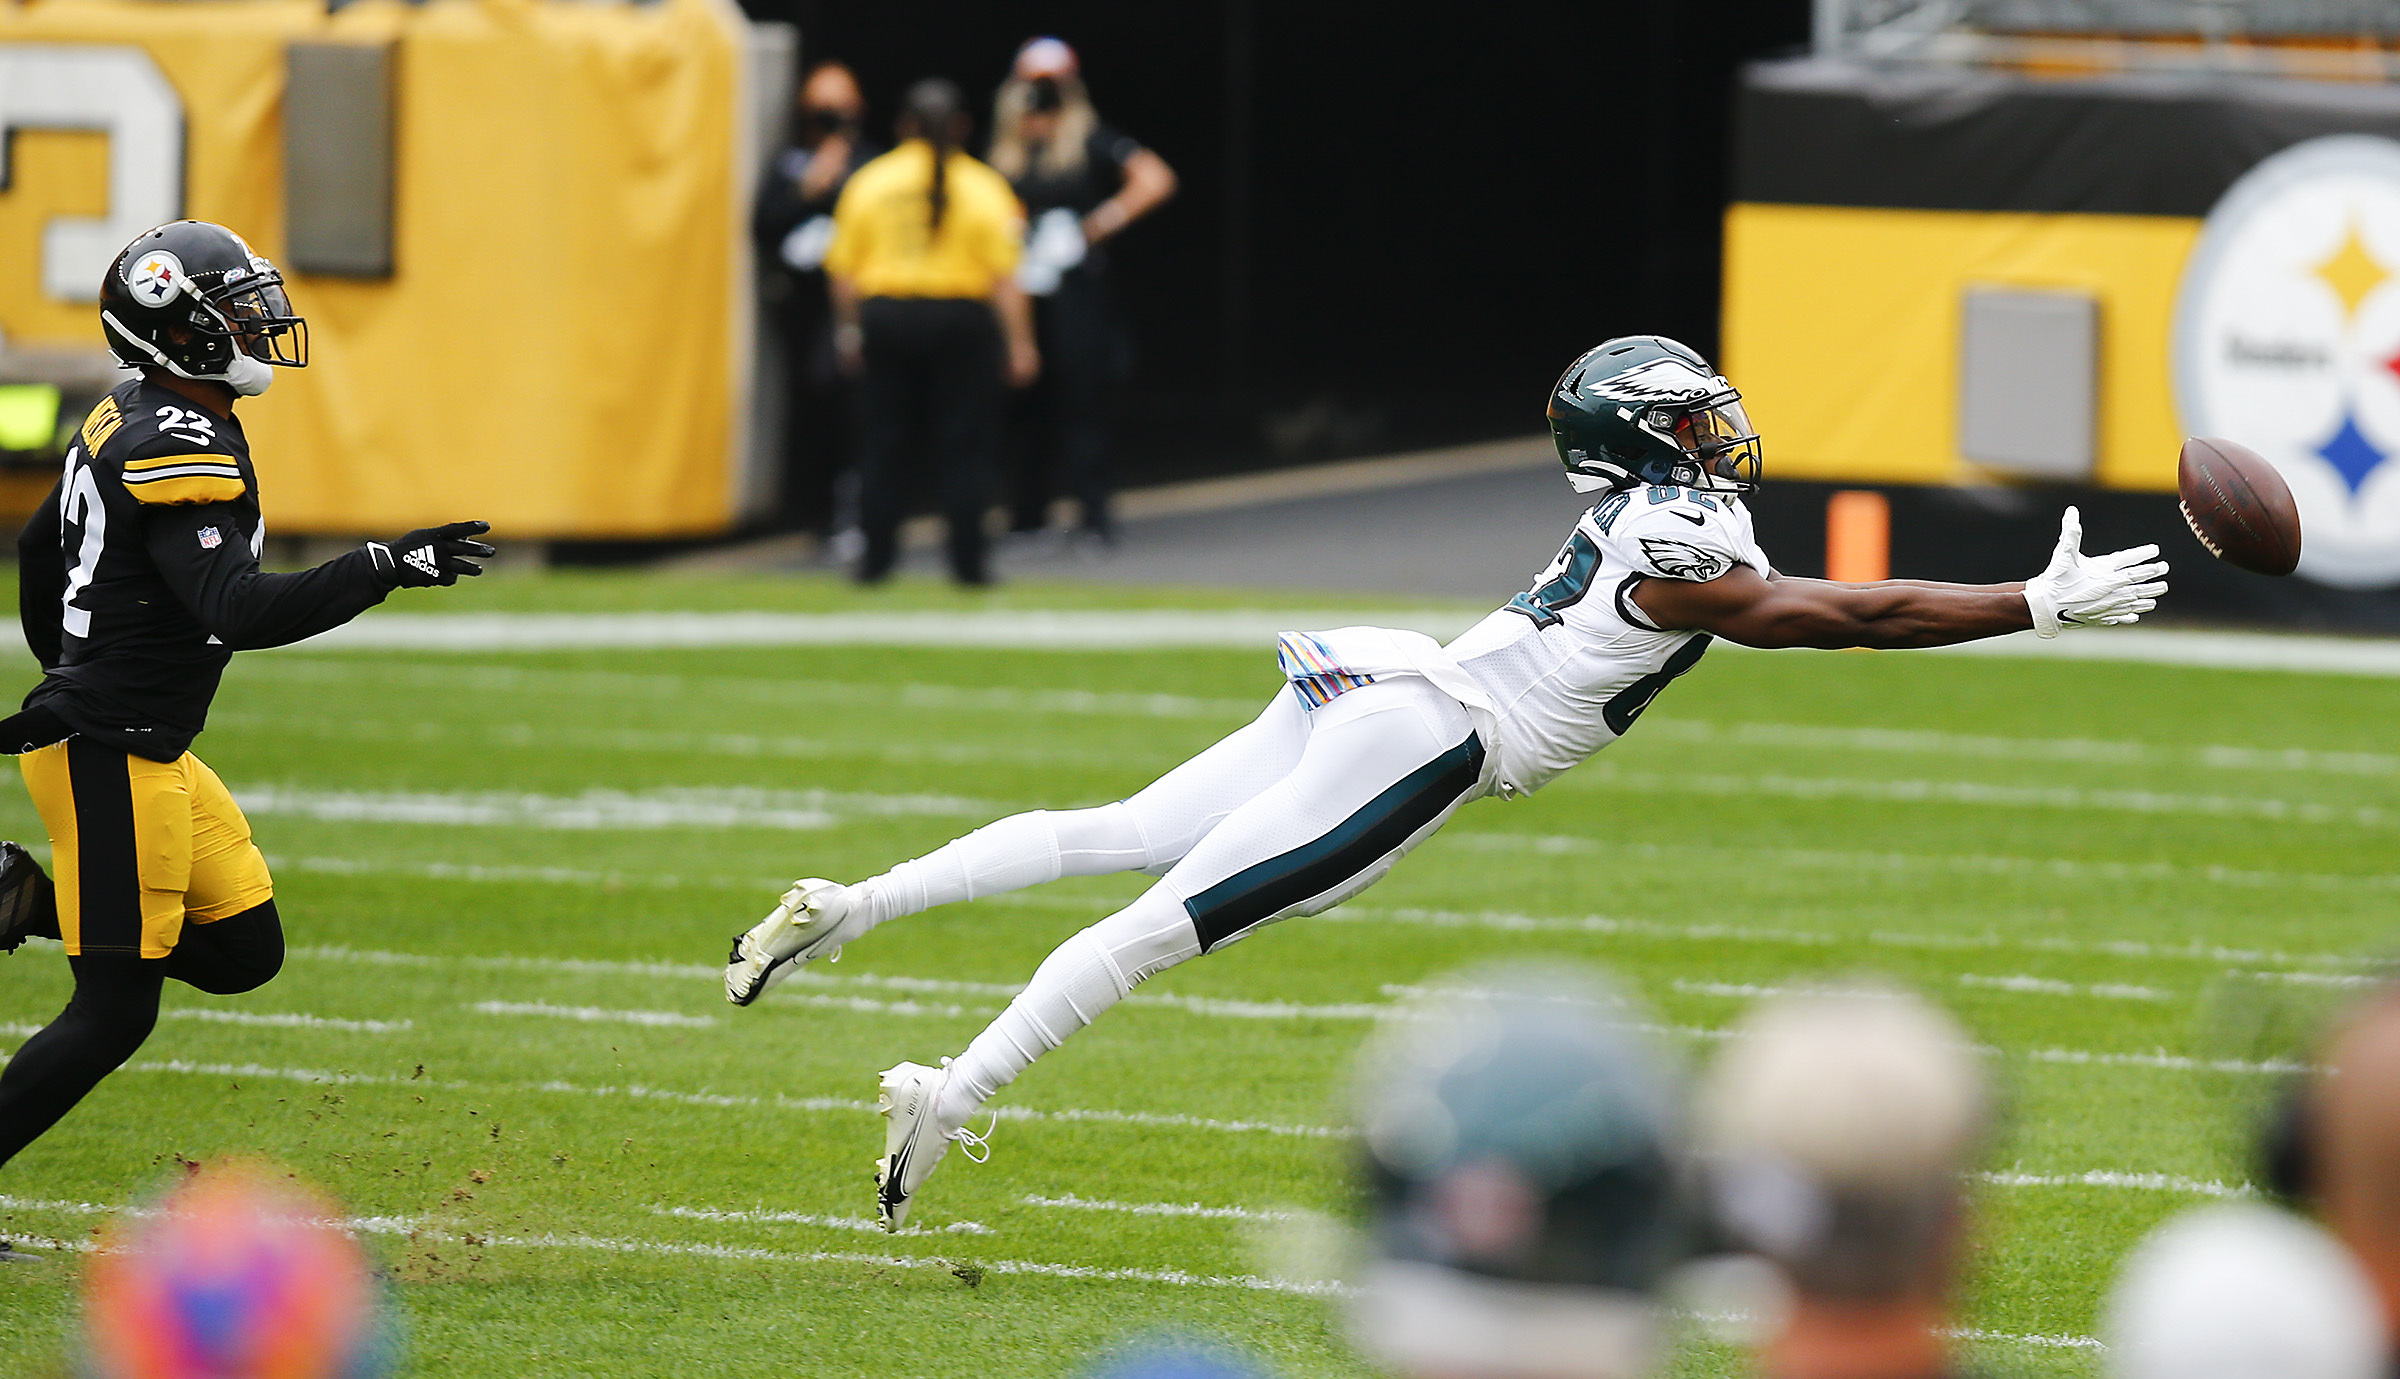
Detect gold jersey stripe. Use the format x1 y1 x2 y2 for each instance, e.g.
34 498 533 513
79 397 123 453
127 473 247 506
123 452 242 474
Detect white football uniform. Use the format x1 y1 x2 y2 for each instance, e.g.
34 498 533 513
811 484 1776 1159
1445 483 1774 796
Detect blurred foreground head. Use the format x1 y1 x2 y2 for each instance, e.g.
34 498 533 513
86 1160 389 1379
1348 965 1688 1379
1694 984 1989 1376
2312 983 2400 1341
2104 1203 2388 1379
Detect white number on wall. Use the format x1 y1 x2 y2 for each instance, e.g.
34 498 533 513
0 44 185 302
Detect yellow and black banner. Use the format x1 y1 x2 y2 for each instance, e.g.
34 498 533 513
1722 58 2400 589
0 0 752 539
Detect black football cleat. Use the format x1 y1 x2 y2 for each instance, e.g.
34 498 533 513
0 841 59 955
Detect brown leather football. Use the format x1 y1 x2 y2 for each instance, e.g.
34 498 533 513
2178 437 2302 577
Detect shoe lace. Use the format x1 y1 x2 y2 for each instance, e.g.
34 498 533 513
947 1113 997 1165
936 1056 996 1164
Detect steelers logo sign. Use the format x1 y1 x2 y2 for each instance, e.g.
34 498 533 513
2175 135 2400 589
126 249 185 307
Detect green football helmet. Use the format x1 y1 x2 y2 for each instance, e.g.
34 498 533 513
1346 965 1692 1379
1548 336 1761 495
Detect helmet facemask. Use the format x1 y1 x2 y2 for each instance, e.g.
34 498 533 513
1655 393 1761 494
199 264 308 368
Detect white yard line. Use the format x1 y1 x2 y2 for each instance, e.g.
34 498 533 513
1959 974 2170 1002
212 712 1179 772
1022 1193 1304 1223
1673 977 2169 1004
1922 625 2400 679
285 610 1479 653
1638 717 2399 778
1443 832 2400 896
1567 765 2395 830
2027 1047 2306 1075
161 1009 414 1033
0 1193 1328 1295
196 613 2400 681
1944 1327 2105 1351
78 1060 1352 1138
2238 969 2387 988
1977 1171 2255 1198
273 942 2333 1075
468 1001 717 1029
234 785 992 832
649 1204 990 1236
773 992 993 1019
1328 902 2376 972
280 856 767 892
248 660 1264 721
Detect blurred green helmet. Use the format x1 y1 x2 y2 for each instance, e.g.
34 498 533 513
1548 336 1761 495
1348 965 1690 1379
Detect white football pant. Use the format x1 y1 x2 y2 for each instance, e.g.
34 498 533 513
838 677 1485 1134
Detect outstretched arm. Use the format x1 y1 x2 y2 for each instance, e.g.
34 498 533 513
1634 507 2167 650
1634 565 2032 649
144 504 492 650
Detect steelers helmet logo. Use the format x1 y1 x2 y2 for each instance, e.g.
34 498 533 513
2175 135 2400 589
126 250 185 307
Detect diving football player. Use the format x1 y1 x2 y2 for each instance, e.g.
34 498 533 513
723 335 2169 1230
0 221 494 1173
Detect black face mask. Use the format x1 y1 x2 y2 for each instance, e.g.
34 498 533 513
1026 78 1063 114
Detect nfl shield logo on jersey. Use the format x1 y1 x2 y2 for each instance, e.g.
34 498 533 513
197 526 222 550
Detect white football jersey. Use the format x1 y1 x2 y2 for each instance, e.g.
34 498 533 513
1444 484 1773 797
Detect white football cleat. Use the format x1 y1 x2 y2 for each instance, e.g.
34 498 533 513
724 878 856 1006
874 1059 991 1233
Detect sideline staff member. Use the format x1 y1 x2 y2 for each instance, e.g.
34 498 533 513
826 79 1038 587
753 61 882 543
990 37 1177 545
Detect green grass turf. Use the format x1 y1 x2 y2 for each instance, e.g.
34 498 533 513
2 569 2395 1378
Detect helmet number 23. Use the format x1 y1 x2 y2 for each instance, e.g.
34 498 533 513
58 446 106 639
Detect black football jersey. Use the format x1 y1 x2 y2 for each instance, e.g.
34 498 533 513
17 377 391 761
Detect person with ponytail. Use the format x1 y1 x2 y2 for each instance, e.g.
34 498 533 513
824 78 1037 586
989 37 1177 546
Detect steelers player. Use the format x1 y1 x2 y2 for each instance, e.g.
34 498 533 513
0 221 493 1173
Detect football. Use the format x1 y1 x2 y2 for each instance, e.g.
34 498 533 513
2178 436 2302 576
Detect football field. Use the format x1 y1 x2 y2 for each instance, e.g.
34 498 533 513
1 571 2393 1378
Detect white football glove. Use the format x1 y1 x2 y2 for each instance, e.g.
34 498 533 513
2023 506 2170 638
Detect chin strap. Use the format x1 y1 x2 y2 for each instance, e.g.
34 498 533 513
103 309 273 395
223 355 273 396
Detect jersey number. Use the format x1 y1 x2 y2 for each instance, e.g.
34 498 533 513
1602 633 1713 736
59 446 106 639
1506 530 1601 630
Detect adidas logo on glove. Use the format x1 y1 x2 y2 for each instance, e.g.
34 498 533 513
402 545 442 580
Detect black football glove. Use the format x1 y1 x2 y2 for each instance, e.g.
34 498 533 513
368 520 494 588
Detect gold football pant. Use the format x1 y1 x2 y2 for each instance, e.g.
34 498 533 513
18 740 276 958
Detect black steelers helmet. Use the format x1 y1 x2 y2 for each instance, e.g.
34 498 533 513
99 221 307 383
1548 336 1760 495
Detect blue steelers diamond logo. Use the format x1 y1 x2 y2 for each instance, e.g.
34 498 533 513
2176 135 2400 589
2315 410 2391 497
